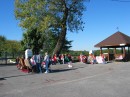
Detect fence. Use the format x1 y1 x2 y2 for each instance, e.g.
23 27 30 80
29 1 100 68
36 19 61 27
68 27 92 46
0 51 24 65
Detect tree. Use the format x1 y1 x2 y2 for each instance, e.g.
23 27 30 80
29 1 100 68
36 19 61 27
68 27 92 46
0 36 6 50
15 0 88 54
4 40 22 53
21 28 44 54
0 36 6 56
21 28 72 55
0 35 22 57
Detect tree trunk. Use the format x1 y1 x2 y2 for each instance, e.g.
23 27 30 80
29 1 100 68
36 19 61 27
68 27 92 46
53 27 67 55
53 2 68 55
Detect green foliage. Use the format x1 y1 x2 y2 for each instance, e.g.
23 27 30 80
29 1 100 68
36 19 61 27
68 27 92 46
0 35 22 57
60 39 73 53
4 40 22 53
15 0 88 54
21 28 43 54
0 36 6 52
94 48 126 56
69 50 89 56
21 28 72 55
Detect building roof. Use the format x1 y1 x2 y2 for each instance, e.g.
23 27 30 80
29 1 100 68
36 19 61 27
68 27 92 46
95 31 130 48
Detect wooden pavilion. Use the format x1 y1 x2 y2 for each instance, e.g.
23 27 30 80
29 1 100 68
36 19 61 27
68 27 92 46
94 31 130 61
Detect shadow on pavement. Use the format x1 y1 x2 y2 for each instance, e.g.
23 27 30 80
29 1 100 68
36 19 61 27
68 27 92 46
51 68 78 73
0 78 6 81
0 63 16 67
0 74 31 80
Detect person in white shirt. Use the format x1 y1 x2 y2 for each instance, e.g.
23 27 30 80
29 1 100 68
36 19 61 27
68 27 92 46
44 52 50 73
25 48 32 59
80 54 83 63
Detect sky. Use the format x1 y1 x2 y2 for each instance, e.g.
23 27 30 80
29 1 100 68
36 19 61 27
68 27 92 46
0 0 130 51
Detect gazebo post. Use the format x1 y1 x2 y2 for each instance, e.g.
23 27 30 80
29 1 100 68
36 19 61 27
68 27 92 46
123 47 126 57
121 47 123 54
100 47 102 55
128 46 130 54
114 48 116 56
108 48 110 61
128 46 130 61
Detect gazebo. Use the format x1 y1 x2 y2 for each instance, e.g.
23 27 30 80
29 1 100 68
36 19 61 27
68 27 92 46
94 31 130 61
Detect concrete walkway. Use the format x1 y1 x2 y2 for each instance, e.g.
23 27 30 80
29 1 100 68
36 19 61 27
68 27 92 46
0 62 130 97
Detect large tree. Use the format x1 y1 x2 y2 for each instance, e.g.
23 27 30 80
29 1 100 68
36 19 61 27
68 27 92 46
21 28 72 55
15 0 88 54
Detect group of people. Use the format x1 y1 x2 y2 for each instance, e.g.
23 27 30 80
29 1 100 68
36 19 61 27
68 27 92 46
79 50 106 64
52 54 73 67
16 49 107 73
16 48 73 74
16 52 50 73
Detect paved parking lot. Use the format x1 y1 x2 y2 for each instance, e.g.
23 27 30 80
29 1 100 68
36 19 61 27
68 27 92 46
0 62 130 97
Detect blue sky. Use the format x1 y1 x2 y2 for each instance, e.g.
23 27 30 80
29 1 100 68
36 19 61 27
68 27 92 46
0 0 130 51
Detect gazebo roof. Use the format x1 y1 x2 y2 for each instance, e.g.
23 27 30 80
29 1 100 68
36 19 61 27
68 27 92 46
95 31 130 48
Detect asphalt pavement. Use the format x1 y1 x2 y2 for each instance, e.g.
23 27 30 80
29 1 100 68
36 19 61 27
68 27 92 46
0 62 130 97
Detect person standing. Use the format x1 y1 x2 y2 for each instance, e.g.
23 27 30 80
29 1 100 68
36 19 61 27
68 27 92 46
44 52 50 73
25 48 32 59
34 53 42 73
53 54 57 65
64 54 72 68
67 54 73 68
80 54 83 63
61 54 65 64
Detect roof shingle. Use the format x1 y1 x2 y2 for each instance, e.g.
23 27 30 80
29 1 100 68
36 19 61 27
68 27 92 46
95 31 130 47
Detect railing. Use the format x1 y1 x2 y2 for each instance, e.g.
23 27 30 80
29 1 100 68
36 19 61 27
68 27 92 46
0 52 24 65
0 58 16 65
